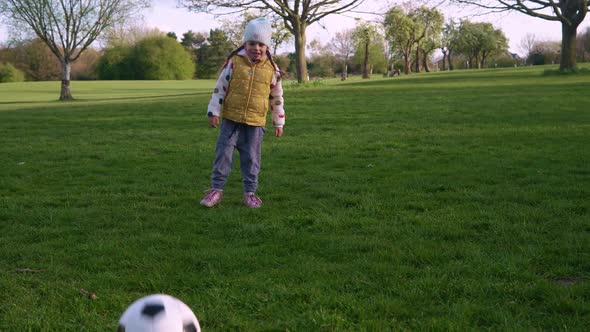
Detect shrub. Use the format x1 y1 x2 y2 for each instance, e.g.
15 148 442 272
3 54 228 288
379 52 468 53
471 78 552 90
134 36 194 80
0 63 25 82
0 39 60 81
490 54 518 68
97 36 195 80
96 45 135 80
273 54 290 73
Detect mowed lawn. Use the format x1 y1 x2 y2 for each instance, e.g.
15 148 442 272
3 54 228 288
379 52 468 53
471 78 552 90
1 66 589 330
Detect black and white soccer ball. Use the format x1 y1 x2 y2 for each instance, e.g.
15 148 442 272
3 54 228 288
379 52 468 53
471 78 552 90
117 294 201 332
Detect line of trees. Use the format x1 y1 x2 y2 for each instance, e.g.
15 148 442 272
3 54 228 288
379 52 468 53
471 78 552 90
182 0 366 83
451 0 589 72
4 10 590 84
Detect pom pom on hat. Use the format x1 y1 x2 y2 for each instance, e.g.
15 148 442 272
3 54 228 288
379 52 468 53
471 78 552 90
243 17 272 47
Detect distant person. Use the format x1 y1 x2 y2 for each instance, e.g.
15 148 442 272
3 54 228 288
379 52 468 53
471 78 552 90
200 17 285 209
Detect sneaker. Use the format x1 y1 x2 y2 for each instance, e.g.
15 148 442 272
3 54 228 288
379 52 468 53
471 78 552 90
200 189 223 207
243 192 262 208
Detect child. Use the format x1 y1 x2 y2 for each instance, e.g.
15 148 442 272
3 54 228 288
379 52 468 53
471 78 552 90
200 17 285 209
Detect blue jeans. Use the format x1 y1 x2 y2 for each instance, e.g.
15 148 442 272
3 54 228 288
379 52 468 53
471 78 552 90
211 119 265 193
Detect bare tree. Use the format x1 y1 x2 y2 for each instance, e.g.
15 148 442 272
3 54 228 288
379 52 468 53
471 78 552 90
330 29 355 80
0 0 148 100
101 25 164 48
575 26 590 61
182 0 366 83
519 33 538 63
451 0 589 71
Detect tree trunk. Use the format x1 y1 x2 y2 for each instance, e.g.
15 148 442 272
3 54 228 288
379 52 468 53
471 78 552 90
362 40 370 79
294 26 309 83
560 21 578 71
415 48 420 72
442 50 447 71
404 54 410 74
341 64 348 80
423 52 430 72
448 50 454 70
60 61 73 100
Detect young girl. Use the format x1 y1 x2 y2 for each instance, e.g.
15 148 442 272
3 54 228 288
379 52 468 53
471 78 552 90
200 17 285 209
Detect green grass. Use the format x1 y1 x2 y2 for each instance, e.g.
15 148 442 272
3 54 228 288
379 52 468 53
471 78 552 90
1 65 589 330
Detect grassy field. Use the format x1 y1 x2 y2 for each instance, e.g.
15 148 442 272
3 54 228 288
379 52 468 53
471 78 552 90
1 65 589 330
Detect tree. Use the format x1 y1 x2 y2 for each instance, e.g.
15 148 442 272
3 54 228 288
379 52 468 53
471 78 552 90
519 33 538 63
441 19 460 70
0 38 61 80
100 25 163 48
307 39 338 77
181 30 208 50
182 0 366 83
70 47 100 80
413 6 444 72
411 6 444 72
454 21 508 69
353 22 379 78
195 28 233 78
330 29 355 80
269 15 292 55
451 0 589 71
0 0 146 100
384 7 416 74
584 27 590 54
0 0 148 100
576 26 590 61
479 25 508 67
220 11 291 54
529 40 561 65
384 6 441 74
455 21 482 68
420 38 437 72
352 33 387 75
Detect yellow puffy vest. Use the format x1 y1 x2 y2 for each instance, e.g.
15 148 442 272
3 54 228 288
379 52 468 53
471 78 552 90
222 55 275 127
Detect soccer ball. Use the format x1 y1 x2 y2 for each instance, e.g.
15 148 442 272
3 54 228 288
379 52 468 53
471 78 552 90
117 294 201 332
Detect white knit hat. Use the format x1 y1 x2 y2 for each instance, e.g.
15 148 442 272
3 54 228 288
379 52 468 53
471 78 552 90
243 17 272 46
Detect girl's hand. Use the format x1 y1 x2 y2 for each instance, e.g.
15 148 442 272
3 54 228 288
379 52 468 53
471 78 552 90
274 127 283 137
208 116 219 128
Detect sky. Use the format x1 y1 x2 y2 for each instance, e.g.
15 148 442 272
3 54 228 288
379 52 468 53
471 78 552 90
1 0 589 56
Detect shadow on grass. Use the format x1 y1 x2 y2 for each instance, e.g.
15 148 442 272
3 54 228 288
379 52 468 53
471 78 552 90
340 71 544 88
543 67 590 76
79 92 210 102
0 92 210 106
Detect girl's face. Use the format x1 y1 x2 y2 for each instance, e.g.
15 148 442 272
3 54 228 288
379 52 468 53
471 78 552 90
245 41 268 61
